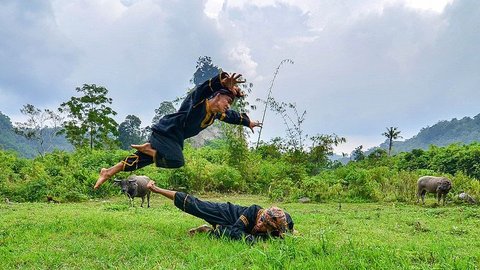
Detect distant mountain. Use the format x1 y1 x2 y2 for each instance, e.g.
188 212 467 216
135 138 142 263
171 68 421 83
373 113 480 155
331 113 480 163
186 123 223 148
0 111 73 158
329 153 351 163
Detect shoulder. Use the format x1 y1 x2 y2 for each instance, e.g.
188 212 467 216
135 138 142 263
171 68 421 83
246 204 263 214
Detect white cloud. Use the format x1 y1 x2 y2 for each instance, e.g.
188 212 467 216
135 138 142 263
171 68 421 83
1 0 478 155
204 0 224 19
228 44 258 79
403 0 454 12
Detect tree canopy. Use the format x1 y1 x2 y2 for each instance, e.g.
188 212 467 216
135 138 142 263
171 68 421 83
118 115 144 150
58 84 118 150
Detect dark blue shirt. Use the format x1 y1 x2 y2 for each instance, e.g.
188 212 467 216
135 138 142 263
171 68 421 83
174 192 294 243
151 73 251 147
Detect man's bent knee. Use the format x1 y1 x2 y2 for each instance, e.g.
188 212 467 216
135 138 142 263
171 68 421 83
168 159 184 168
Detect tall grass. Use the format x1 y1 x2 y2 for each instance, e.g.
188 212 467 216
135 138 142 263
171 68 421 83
1 195 479 269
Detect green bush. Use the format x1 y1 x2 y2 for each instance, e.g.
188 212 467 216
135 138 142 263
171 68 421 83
2 140 480 203
386 170 420 202
63 190 89 202
243 157 273 193
258 157 306 201
451 172 471 195
168 167 193 191
343 168 380 202
468 180 480 201
268 177 298 202
300 175 332 202
210 164 243 192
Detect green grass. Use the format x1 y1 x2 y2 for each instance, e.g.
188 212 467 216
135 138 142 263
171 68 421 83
1 195 479 269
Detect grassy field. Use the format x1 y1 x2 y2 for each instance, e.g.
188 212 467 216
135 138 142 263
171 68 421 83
1 194 479 269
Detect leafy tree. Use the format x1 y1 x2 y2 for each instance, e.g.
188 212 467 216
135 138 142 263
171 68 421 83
397 148 428 171
151 101 176 125
13 104 63 158
118 115 143 150
382 127 402 156
368 148 388 160
191 56 222 86
0 111 71 158
172 56 223 106
308 133 346 174
255 137 284 160
140 126 150 143
352 145 365 161
58 84 118 150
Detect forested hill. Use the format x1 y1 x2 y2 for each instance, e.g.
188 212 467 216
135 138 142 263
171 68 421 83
3 109 480 159
380 113 480 154
0 111 72 158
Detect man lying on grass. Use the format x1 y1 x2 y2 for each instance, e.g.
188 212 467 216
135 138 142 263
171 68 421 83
147 180 294 244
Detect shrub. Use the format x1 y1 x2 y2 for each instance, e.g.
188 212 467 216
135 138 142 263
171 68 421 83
2 140 480 203
343 168 381 202
63 190 89 202
210 164 243 192
468 180 480 202
387 171 420 202
268 177 298 202
300 175 332 202
255 159 307 195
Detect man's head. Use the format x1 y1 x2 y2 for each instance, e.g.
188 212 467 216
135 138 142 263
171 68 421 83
254 207 293 237
209 89 234 113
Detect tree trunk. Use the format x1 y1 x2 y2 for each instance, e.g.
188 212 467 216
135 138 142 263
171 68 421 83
90 126 93 150
388 139 392 156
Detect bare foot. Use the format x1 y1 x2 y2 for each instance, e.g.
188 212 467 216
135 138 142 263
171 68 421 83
94 168 111 189
131 143 157 157
147 180 156 190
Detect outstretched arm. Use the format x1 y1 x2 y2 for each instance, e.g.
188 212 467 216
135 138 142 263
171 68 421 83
216 110 262 133
146 180 176 200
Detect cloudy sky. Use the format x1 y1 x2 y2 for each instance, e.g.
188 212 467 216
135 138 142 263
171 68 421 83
1 0 479 154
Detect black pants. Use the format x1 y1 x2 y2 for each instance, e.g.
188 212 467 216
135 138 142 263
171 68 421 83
122 132 185 171
173 192 244 227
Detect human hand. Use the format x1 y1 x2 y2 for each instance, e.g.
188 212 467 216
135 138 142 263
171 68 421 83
221 73 246 92
231 85 245 98
249 121 263 133
245 234 256 245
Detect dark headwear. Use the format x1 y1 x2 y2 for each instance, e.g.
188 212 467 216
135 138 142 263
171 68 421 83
213 89 235 100
285 211 294 231
214 72 244 100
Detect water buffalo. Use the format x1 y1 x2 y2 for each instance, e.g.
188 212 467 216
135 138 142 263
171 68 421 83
416 176 452 205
